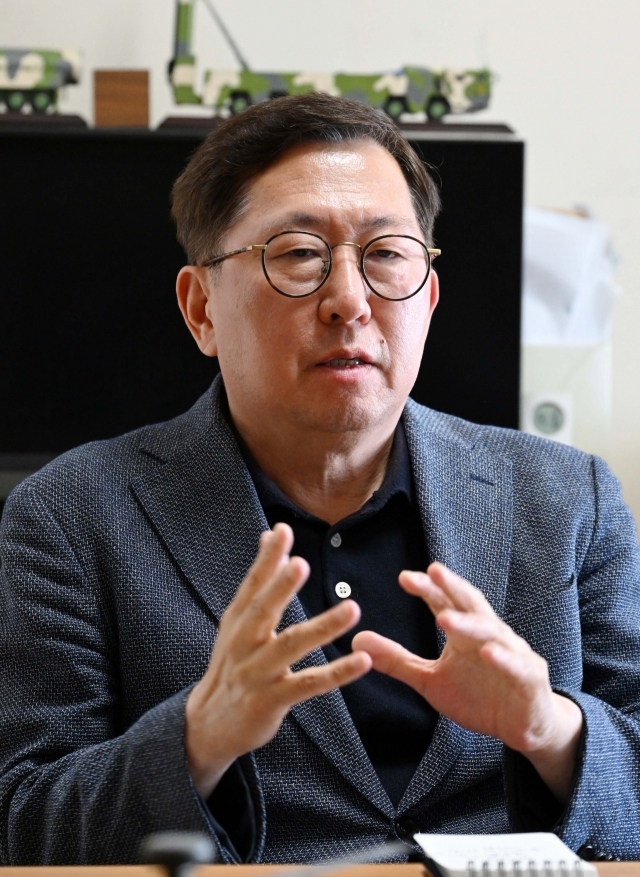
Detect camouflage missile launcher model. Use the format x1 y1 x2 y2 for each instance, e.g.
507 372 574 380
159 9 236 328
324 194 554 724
169 0 491 121
0 49 80 114
197 66 491 120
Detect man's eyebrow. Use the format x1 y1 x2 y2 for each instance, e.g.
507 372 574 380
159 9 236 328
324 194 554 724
261 213 324 234
259 213 418 238
361 214 417 234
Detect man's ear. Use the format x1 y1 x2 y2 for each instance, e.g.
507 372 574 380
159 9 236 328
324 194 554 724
176 266 218 358
428 268 439 319
419 268 440 345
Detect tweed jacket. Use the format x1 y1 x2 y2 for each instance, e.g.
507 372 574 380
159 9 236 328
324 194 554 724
1 376 640 866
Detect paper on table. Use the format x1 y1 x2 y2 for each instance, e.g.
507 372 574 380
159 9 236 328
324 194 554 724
413 833 597 877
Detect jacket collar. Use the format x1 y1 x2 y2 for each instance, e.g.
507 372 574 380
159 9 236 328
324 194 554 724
130 378 513 818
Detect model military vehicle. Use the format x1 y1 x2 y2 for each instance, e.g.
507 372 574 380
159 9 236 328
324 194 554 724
169 0 491 121
0 49 80 113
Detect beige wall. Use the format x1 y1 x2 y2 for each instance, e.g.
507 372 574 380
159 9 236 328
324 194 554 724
3 0 639 520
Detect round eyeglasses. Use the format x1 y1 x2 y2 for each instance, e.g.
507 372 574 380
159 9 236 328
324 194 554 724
202 230 441 301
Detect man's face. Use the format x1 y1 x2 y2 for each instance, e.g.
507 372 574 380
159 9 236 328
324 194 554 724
187 139 438 437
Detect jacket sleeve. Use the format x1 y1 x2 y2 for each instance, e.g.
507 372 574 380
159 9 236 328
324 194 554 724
0 480 265 866
505 455 640 859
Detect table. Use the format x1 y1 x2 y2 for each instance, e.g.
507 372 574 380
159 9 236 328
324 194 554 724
0 863 636 877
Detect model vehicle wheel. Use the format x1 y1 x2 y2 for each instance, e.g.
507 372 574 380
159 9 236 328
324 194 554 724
384 96 408 120
6 90 27 112
229 91 251 114
31 90 54 113
426 95 450 121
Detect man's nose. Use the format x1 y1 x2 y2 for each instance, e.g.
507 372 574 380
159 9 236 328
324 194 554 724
316 245 372 325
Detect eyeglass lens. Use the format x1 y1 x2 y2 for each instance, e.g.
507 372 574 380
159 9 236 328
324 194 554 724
263 232 429 300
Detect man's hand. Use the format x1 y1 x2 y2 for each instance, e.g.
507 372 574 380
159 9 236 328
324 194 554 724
185 523 372 799
352 563 583 803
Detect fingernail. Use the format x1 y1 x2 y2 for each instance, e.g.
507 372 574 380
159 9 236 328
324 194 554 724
405 572 431 588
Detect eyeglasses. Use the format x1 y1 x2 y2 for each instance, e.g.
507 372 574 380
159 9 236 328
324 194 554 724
202 230 441 301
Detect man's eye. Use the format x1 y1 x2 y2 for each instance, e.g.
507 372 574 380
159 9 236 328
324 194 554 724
284 248 319 259
368 249 399 260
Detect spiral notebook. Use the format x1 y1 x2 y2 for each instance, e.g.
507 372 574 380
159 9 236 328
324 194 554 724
413 833 598 877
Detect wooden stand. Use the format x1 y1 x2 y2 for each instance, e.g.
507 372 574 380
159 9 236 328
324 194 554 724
94 70 149 128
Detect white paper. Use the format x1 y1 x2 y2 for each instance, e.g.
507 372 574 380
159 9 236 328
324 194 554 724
414 833 597 877
522 207 621 345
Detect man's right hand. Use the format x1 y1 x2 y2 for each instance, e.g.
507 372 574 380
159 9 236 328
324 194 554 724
185 522 371 799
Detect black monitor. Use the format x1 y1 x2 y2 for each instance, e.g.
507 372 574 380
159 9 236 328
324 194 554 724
0 125 523 501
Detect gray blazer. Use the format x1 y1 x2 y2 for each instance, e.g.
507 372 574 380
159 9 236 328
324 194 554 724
1 376 640 865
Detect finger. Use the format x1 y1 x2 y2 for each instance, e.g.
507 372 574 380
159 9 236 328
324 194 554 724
230 523 294 616
427 562 494 615
437 608 526 653
351 630 434 693
270 599 361 669
282 651 373 706
398 570 455 613
245 554 311 638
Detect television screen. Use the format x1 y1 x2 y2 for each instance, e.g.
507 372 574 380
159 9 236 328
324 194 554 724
0 126 523 487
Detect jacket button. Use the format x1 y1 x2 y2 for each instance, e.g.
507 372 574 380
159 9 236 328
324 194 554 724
395 817 420 840
578 845 595 861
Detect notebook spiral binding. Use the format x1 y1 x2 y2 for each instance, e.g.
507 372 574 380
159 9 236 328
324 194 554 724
465 859 590 877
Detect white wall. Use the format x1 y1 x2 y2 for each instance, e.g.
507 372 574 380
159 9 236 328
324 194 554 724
3 0 640 521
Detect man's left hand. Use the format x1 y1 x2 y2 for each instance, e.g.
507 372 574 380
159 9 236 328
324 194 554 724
351 563 583 804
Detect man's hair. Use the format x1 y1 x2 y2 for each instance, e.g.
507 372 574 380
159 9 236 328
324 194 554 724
171 93 441 265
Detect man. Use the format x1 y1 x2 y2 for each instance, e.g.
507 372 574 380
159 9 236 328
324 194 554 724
1 95 639 866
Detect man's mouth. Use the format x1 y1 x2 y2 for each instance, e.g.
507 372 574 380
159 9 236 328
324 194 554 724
323 358 366 367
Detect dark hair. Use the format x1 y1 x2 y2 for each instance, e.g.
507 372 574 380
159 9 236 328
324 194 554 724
171 93 441 265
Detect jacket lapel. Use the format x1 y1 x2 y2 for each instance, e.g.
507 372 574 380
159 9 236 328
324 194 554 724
398 400 514 813
130 382 268 623
403 400 514 619
286 641 395 817
130 378 394 818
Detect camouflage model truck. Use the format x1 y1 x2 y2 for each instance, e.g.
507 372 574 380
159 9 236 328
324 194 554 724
169 0 491 121
0 49 80 114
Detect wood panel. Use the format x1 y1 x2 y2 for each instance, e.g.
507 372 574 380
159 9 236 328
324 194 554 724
94 70 149 127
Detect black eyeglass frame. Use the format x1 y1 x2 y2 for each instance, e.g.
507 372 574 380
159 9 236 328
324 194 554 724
202 230 441 301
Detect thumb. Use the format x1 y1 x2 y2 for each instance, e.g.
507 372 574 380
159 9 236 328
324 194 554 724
351 630 434 693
